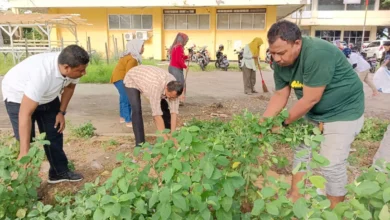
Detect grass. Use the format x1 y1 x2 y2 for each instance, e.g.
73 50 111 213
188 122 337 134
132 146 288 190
1 52 269 84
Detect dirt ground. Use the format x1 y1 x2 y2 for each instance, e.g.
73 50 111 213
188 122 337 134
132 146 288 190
0 69 388 202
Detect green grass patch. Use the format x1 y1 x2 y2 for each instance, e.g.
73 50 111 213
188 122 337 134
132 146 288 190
0 54 15 76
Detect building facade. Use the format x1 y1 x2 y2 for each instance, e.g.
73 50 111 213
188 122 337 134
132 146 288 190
287 0 390 48
9 0 307 60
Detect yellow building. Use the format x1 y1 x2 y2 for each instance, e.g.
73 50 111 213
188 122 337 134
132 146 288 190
9 0 306 60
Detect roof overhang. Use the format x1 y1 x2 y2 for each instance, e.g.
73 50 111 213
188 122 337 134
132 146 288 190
10 0 307 8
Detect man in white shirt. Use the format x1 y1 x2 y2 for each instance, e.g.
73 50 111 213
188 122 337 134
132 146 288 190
343 47 378 96
2 45 89 183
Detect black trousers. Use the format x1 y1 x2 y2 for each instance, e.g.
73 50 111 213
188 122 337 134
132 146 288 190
125 88 171 146
5 97 69 176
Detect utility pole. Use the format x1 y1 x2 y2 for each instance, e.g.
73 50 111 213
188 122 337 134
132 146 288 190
361 0 368 51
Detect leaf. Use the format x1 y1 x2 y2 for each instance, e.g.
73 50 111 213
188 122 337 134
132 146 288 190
377 172 387 184
293 198 308 219
313 127 321 135
101 195 116 205
16 209 27 219
188 126 200 132
261 187 276 199
135 199 147 214
133 147 141 156
184 132 192 144
162 167 175 183
93 208 104 220
322 210 338 220
292 162 302 175
143 152 152 161
201 208 211 220
222 197 233 212
313 135 325 142
172 159 182 171
160 203 172 220
216 209 232 220
216 156 230 166
172 184 182 192
214 145 224 152
309 175 327 189
119 193 135 202
118 177 129 193
251 199 265 216
318 200 331 209
266 203 279 216
383 187 390 203
43 205 53 213
232 161 241 169
172 193 187 211
204 161 214 179
112 203 121 216
379 205 390 220
159 187 171 203
223 181 235 197
149 191 159 208
355 180 381 196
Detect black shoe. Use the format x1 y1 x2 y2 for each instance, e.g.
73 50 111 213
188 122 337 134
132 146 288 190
48 171 83 184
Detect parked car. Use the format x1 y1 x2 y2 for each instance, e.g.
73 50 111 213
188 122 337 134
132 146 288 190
332 40 347 48
362 40 390 60
361 41 371 49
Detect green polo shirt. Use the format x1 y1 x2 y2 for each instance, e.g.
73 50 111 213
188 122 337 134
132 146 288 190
273 37 364 122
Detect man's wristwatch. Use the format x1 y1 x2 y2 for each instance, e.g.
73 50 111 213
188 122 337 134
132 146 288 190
282 121 288 127
58 110 66 116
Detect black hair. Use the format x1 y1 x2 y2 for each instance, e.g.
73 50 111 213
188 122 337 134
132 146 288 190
267 20 302 45
58 45 90 68
384 41 390 47
167 81 184 96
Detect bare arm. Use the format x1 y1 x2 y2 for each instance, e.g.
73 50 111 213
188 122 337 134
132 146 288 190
284 86 325 125
18 95 39 159
262 86 291 118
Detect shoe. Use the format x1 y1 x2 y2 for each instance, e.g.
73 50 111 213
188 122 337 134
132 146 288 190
48 171 83 184
126 122 133 128
245 92 253 95
252 90 258 93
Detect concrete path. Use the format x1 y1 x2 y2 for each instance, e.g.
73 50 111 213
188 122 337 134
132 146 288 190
1 69 389 135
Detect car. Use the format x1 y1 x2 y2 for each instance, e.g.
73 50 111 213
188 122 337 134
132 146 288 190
362 41 371 49
332 40 347 48
362 40 390 60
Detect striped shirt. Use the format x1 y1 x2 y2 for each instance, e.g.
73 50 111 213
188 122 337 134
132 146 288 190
123 65 179 116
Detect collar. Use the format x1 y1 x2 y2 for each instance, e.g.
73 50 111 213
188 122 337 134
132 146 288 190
55 53 67 79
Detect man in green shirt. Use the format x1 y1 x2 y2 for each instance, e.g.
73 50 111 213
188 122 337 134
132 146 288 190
262 20 365 208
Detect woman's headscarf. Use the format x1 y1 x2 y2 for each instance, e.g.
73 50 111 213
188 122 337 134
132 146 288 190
170 33 189 51
248 37 263 56
342 48 352 58
123 39 144 64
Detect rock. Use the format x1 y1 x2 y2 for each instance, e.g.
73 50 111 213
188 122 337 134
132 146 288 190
211 102 224 109
100 170 110 176
91 160 103 170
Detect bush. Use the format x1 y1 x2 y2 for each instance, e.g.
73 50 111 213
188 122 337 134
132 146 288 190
69 122 96 138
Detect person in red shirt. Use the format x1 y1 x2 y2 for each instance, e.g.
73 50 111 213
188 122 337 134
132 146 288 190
168 33 189 105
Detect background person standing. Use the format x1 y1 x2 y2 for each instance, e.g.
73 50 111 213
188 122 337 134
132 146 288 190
241 37 263 95
110 40 144 127
2 45 89 184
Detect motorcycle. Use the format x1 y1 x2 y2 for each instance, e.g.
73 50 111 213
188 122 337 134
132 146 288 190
361 51 377 73
165 47 171 61
234 48 244 70
196 46 210 71
187 45 198 62
215 48 229 71
265 48 274 70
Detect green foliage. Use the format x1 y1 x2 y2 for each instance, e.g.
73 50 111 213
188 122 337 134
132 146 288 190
356 118 389 142
1 111 390 219
0 53 14 76
69 122 96 138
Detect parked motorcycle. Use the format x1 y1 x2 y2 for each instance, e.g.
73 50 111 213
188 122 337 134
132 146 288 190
361 51 377 73
197 46 210 71
187 44 198 62
234 48 244 70
165 46 171 61
215 44 229 71
265 48 274 70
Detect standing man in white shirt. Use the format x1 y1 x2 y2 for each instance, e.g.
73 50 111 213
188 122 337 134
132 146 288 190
2 45 89 183
343 47 378 96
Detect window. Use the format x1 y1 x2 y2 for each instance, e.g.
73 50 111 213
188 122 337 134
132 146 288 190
315 30 341 42
217 13 265 30
163 14 210 30
108 15 152 30
367 41 380 48
343 31 370 47
380 0 390 10
318 0 344 11
301 30 310 36
346 0 375 10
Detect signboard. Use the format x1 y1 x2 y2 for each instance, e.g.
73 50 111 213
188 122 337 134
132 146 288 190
343 0 361 3
163 9 196 14
216 8 266 13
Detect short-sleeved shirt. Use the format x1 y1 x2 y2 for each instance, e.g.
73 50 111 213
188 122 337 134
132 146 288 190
1 52 79 104
123 65 180 116
348 52 371 73
273 37 364 122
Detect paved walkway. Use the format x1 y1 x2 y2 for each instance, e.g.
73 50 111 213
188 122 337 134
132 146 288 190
1 70 389 135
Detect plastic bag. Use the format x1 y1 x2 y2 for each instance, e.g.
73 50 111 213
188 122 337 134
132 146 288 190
373 66 390 93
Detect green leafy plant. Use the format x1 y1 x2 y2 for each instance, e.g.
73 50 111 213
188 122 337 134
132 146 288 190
357 118 389 142
70 122 96 139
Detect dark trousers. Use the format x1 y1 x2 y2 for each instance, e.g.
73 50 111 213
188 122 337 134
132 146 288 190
5 97 69 176
125 88 171 146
